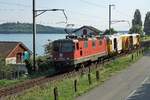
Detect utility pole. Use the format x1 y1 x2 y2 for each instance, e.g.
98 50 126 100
109 4 115 35
32 0 67 70
33 0 36 70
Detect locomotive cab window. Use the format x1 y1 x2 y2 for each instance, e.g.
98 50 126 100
99 39 102 46
92 40 96 48
76 42 79 50
84 40 88 48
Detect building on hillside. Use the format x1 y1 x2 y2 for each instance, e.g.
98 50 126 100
73 26 102 37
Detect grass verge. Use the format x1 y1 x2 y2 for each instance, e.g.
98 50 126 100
0 67 55 89
6 51 144 100
0 80 22 88
141 35 150 41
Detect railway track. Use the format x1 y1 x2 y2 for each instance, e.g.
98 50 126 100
0 48 144 99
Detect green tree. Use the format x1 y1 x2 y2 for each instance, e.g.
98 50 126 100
129 9 143 34
44 40 53 57
24 60 33 75
0 57 15 79
0 57 5 67
104 28 118 35
144 12 150 35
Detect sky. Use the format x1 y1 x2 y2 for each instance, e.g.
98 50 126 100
0 0 149 31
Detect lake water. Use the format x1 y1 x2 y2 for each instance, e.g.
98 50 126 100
0 33 66 55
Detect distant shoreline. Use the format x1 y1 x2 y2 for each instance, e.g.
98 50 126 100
0 32 66 34
0 31 128 34
0 22 67 34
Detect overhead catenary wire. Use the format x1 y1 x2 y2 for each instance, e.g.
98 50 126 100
0 0 131 30
67 10 106 19
79 0 107 8
111 20 130 27
0 1 32 12
0 9 28 11
0 1 31 8
0 0 107 22
114 9 132 19
76 0 131 24
35 8 108 26
111 9 132 28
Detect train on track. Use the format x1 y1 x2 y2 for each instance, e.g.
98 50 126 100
52 26 140 70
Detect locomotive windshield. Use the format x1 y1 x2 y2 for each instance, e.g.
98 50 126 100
53 42 60 52
62 43 74 52
53 41 74 52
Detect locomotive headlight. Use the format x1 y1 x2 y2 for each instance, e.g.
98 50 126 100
59 53 63 57
66 57 70 60
54 58 57 60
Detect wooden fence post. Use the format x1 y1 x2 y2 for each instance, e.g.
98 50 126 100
95 62 98 68
3 71 5 79
96 71 100 81
102 58 104 66
89 66 91 73
142 48 144 55
131 54 134 60
54 87 58 100
88 73 92 85
134 53 136 59
100 58 102 64
0 71 2 79
141 49 143 55
74 80 77 92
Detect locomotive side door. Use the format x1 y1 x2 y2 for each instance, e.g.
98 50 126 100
75 42 83 57
114 38 117 52
79 42 83 56
129 36 133 49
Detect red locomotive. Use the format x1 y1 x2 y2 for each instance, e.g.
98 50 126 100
52 26 108 70
52 26 140 71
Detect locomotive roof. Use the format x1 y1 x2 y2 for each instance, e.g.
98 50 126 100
53 36 99 43
53 38 79 43
54 39 73 42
